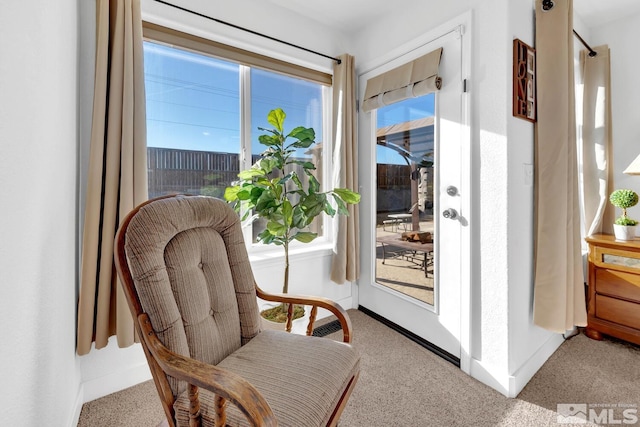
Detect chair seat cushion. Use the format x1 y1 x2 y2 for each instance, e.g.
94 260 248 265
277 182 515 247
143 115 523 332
174 329 360 427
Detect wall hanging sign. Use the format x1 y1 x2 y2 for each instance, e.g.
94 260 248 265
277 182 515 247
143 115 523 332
513 39 536 122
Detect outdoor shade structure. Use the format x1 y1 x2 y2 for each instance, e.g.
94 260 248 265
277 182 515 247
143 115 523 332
377 117 434 231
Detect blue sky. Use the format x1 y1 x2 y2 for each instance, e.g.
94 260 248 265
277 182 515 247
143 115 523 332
144 41 434 165
144 41 322 159
376 95 435 165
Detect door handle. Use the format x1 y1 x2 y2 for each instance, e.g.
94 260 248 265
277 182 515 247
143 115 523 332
442 208 458 220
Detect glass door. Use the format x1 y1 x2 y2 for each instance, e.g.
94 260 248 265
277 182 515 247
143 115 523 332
358 29 466 361
375 95 436 305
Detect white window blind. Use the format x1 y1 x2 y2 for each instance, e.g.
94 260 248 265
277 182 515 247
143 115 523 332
362 47 443 112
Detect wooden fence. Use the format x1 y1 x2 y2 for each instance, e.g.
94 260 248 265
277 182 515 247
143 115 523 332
147 148 418 213
147 147 259 199
377 164 411 189
377 163 412 213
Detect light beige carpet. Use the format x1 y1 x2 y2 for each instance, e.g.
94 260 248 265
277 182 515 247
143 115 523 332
78 309 640 426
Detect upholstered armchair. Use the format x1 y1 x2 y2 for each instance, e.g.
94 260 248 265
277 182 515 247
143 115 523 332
114 194 360 427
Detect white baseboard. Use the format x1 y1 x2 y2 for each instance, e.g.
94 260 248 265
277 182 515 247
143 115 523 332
509 332 565 397
70 385 84 427
469 358 512 397
71 361 151 426
470 333 564 398
336 295 354 312
81 361 152 403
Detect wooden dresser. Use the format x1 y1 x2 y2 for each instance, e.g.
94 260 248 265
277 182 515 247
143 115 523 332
585 234 640 345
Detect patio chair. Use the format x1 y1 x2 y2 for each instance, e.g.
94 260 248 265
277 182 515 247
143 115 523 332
114 194 360 427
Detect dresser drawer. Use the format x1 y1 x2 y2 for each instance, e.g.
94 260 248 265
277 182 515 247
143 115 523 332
595 269 640 303
596 294 640 330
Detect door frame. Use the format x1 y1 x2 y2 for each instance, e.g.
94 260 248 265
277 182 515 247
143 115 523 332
356 11 472 374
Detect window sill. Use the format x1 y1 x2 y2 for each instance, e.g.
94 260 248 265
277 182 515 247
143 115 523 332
248 241 334 267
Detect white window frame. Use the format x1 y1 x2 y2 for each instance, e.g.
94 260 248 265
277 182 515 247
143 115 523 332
142 24 336 256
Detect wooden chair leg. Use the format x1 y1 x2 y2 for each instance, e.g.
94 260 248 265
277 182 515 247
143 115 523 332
215 395 227 427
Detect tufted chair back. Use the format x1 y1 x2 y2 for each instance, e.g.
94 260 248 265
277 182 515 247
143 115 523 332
121 195 262 396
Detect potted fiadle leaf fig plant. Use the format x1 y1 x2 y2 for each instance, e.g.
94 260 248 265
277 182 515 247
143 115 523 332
224 108 360 323
609 189 639 241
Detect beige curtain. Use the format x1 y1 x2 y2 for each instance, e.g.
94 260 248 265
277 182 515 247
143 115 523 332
579 45 614 237
77 0 147 355
533 0 587 333
362 48 442 112
331 54 360 284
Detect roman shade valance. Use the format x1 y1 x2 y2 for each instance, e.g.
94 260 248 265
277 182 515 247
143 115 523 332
362 47 443 112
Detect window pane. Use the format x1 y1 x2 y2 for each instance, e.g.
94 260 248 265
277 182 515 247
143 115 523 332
375 95 436 305
250 69 324 243
144 41 240 199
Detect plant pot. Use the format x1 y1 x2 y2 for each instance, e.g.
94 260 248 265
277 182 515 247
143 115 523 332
260 304 307 333
613 224 637 241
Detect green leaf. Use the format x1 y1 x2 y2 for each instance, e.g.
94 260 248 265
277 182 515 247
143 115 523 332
236 188 253 201
305 171 320 194
258 134 280 147
267 220 287 236
238 168 265 180
293 232 318 243
223 186 241 201
257 228 276 245
323 200 336 216
282 199 293 227
256 177 271 187
291 160 316 170
286 126 315 149
259 158 279 174
301 193 326 220
291 172 303 189
257 126 278 135
290 140 315 149
249 187 264 203
267 108 286 133
277 173 293 186
255 190 277 211
333 188 361 204
292 206 307 229
332 193 348 215
272 184 282 200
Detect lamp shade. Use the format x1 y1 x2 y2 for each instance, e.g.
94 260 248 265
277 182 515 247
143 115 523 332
624 153 640 175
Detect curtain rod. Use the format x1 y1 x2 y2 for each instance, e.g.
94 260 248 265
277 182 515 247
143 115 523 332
152 0 341 64
573 29 597 57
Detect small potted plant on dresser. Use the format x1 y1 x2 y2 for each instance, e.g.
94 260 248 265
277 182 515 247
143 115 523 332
609 189 639 241
224 108 360 328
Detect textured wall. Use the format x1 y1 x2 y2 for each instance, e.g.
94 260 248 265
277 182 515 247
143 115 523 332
0 0 81 424
592 13 640 210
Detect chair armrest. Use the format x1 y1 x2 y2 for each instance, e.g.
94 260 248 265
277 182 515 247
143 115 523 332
138 314 277 427
255 284 353 343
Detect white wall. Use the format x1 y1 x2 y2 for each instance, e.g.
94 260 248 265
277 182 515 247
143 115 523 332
0 1 81 425
507 0 566 396
141 0 348 74
590 13 640 204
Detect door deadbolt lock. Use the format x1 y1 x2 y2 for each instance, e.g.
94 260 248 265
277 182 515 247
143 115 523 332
442 208 458 220
446 186 458 196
